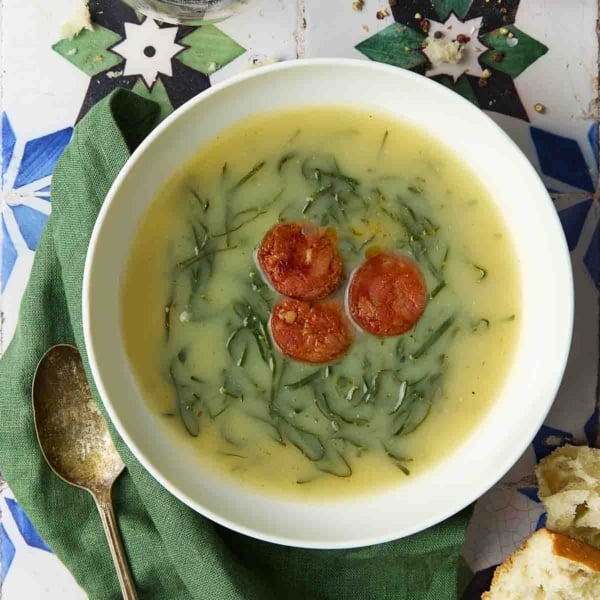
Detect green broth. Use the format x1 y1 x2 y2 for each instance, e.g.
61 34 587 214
122 107 520 497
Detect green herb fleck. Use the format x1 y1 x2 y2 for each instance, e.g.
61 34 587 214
411 315 456 360
213 210 266 238
472 318 490 334
379 130 389 153
278 152 296 172
473 264 487 281
164 302 173 340
389 380 408 414
219 386 243 401
190 189 209 212
429 280 446 299
285 370 323 389
230 161 265 191
177 245 238 270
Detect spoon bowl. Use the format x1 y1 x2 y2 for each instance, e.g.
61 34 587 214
32 344 137 599
33 344 124 492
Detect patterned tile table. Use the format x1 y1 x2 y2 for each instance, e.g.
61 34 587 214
1 0 598 597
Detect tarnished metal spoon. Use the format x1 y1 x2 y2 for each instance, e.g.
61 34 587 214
32 344 137 600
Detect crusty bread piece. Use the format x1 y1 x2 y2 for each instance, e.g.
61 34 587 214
482 528 600 599
536 445 600 548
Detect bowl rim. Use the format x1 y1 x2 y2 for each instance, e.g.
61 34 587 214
82 57 574 549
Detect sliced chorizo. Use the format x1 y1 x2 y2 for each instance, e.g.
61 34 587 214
258 222 343 300
348 253 427 336
270 298 353 364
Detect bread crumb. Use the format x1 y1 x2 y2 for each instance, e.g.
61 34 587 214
248 55 279 70
537 445 600 549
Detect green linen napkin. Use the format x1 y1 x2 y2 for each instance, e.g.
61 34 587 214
0 89 470 600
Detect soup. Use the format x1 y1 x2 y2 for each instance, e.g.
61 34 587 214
122 107 520 497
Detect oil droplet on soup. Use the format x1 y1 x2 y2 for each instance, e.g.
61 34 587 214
121 107 520 498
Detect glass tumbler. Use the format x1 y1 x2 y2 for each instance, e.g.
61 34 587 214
123 0 251 24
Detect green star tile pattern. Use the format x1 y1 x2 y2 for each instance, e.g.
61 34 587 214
356 11 548 122
53 9 247 124
355 24 426 70
432 0 473 20
132 79 173 121
480 26 548 78
178 24 245 75
437 75 480 107
53 26 123 77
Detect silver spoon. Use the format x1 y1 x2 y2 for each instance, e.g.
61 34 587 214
32 344 137 600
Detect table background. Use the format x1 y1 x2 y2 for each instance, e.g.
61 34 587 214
0 0 598 597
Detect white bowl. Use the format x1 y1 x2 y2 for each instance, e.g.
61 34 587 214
83 59 573 549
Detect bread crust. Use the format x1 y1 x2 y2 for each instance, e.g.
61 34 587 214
551 530 600 572
482 528 600 599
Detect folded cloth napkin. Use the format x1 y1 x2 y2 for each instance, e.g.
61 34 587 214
0 89 471 600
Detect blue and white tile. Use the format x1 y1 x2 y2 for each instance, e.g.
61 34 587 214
510 0 599 192
305 0 598 194
1 113 72 353
0 485 85 598
549 195 599 426
0 112 78 597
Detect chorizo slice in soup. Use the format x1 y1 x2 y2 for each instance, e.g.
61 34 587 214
348 253 427 336
258 222 343 300
271 298 353 363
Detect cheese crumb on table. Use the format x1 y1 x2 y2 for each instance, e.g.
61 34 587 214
60 0 93 40
423 38 464 64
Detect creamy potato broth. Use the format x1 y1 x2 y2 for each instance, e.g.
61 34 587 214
122 107 520 497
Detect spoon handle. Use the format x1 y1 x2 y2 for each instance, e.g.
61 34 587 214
94 490 138 600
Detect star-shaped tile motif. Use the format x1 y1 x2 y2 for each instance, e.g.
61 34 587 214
356 0 547 122
112 19 185 88
423 14 485 80
52 0 245 122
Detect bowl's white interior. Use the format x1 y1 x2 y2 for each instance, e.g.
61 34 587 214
83 60 573 549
